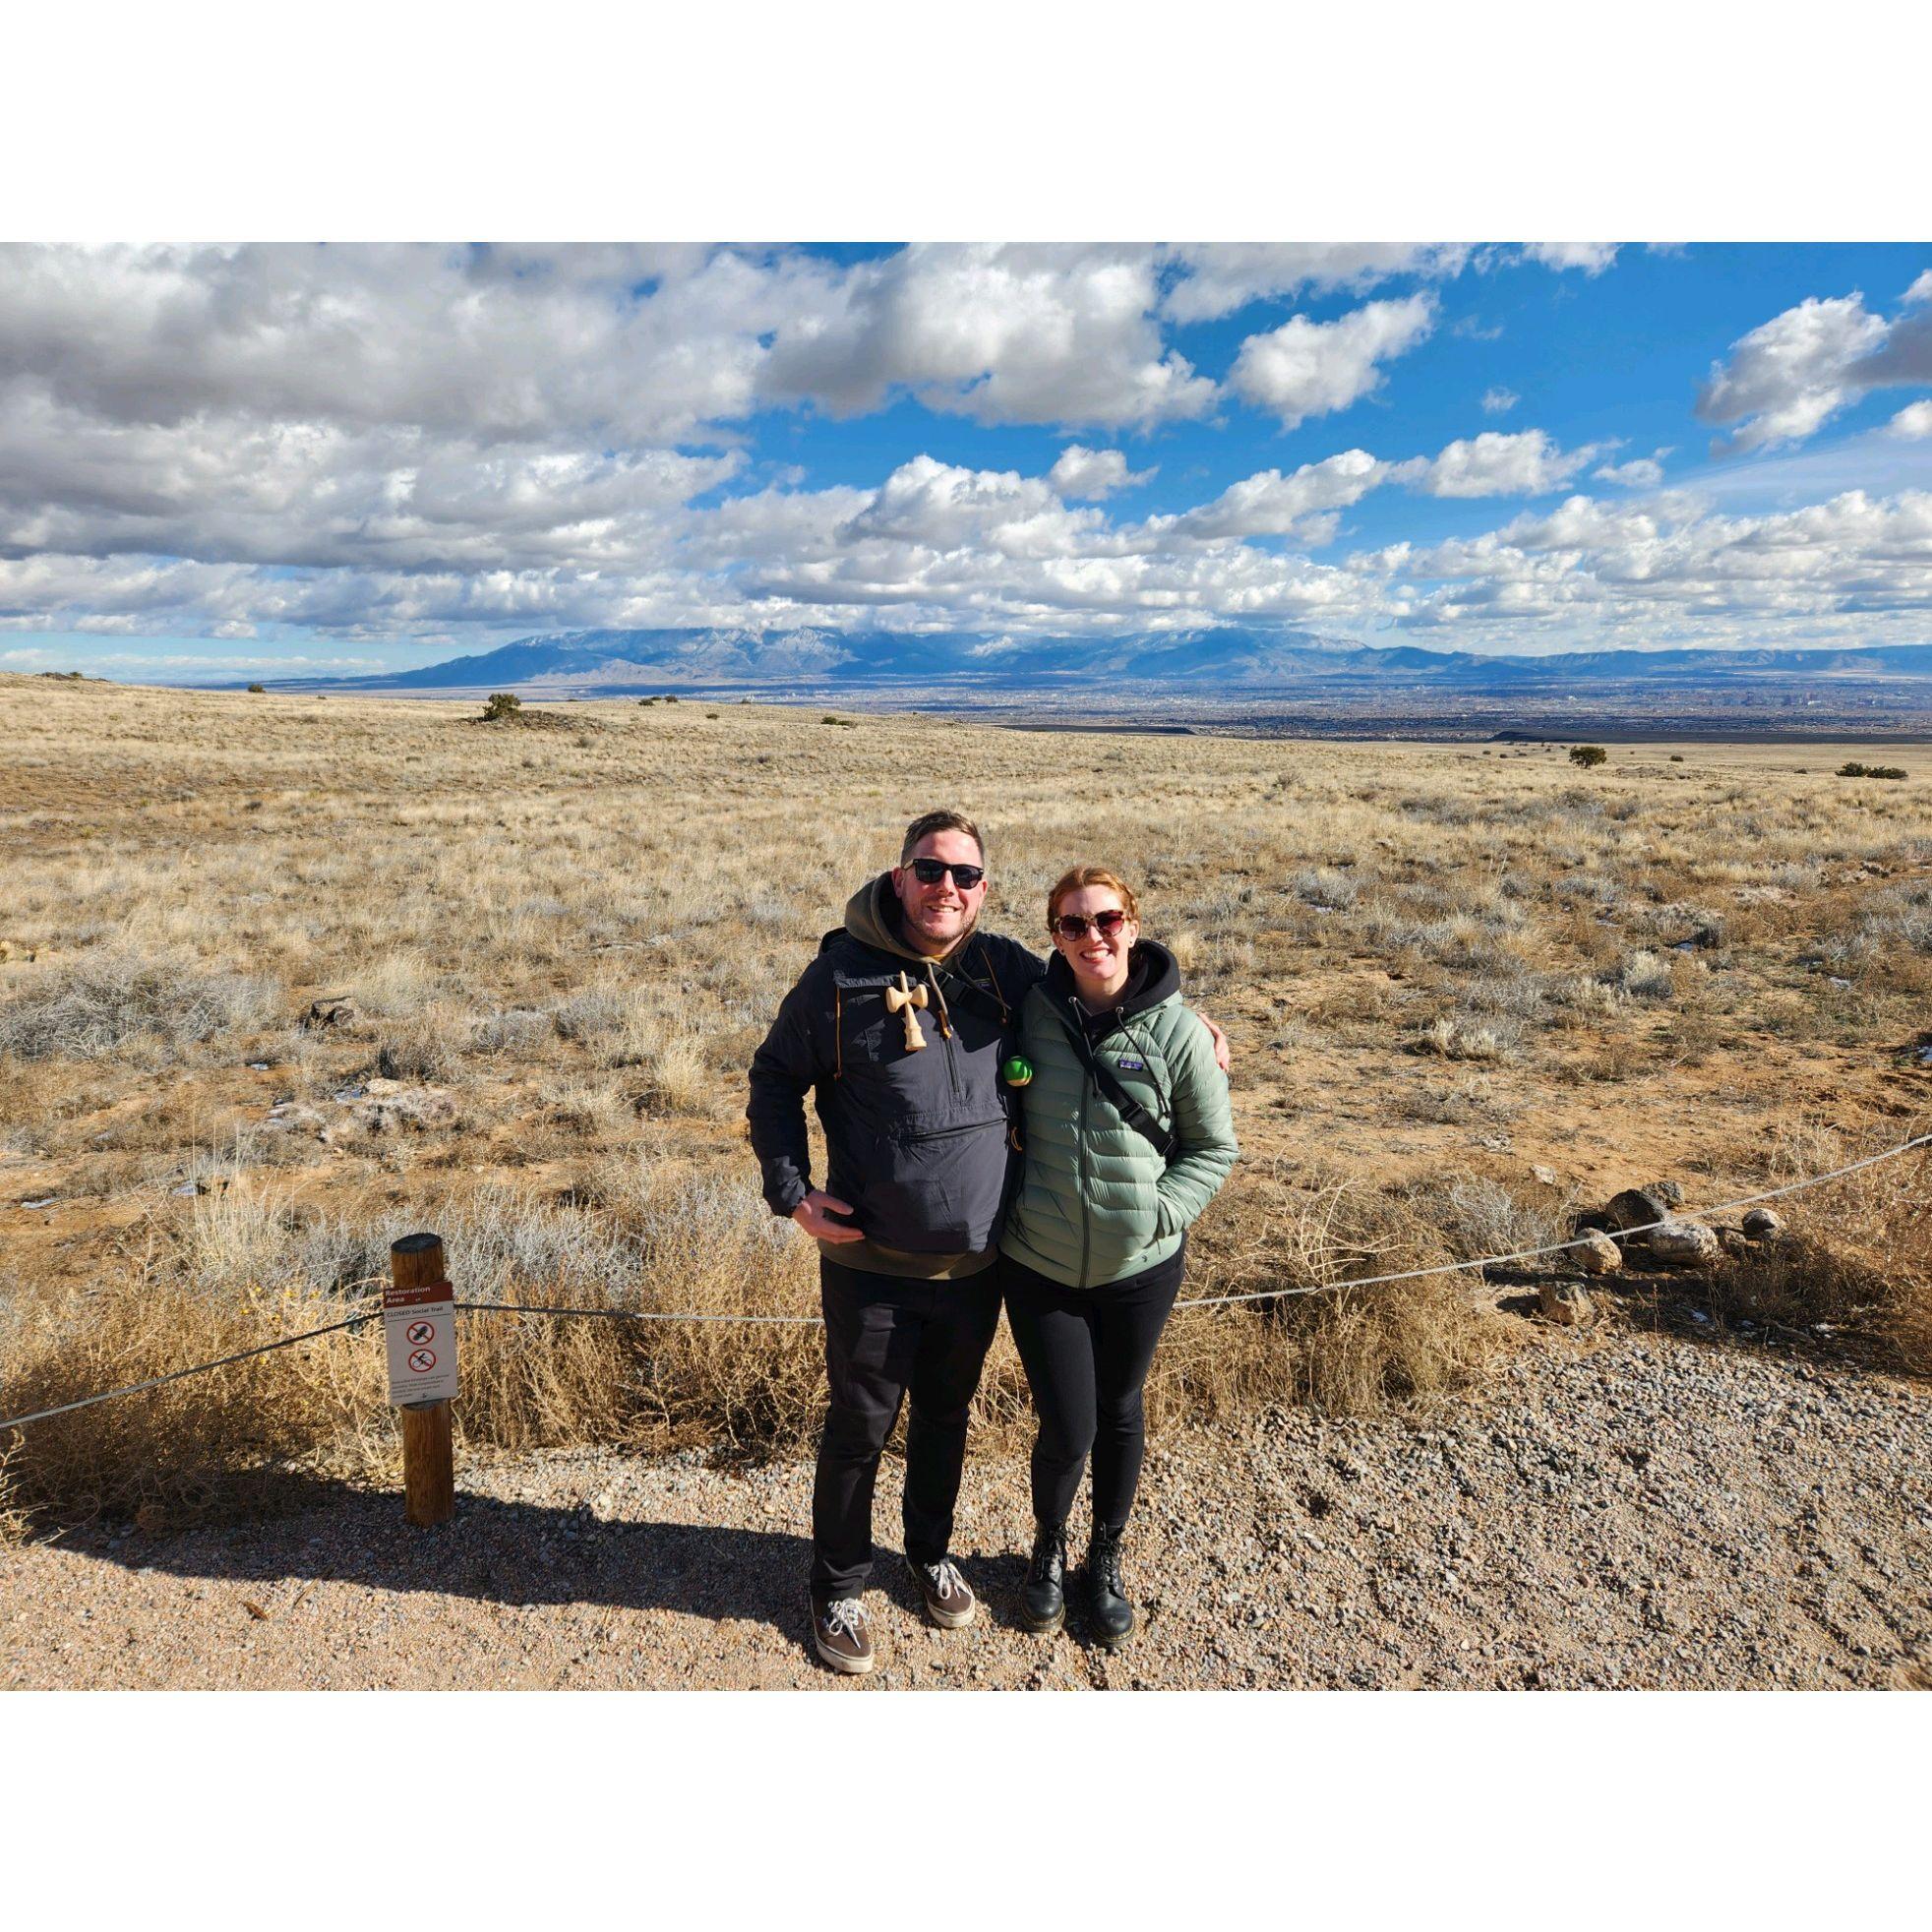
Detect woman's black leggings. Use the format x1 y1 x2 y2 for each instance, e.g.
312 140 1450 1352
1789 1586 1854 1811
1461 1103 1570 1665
999 1245 1184 1535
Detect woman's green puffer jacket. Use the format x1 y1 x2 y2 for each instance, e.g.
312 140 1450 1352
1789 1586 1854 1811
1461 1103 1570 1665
1000 939 1238 1290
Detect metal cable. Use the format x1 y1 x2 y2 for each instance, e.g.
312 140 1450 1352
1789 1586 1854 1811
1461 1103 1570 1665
0 1313 379 1433
1173 1130 1932 1309
4 1127 1924 1434
455 1302 822 1326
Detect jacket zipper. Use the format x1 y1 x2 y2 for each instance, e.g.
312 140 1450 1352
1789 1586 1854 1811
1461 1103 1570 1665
900 1117 998 1143
1067 996 1169 1288
1077 1068 1092 1290
942 1010 962 1103
1070 995 1094 1290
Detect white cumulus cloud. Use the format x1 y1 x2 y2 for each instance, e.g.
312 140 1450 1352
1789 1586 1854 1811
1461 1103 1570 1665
1168 451 1390 541
1886 399 1932 440
1157 245 1472 323
1406 430 1608 498
1229 295 1436 431
1521 243 1621 275
1049 445 1156 499
1693 287 1932 454
759 244 1217 430
1594 456 1666 489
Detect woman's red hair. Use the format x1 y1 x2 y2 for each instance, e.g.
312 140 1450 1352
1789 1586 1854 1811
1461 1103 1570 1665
1046 865 1140 932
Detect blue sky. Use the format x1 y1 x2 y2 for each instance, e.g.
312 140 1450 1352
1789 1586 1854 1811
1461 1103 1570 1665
2 241 1929 678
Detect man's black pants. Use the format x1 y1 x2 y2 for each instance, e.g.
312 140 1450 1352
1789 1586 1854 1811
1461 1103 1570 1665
811 1255 1002 1603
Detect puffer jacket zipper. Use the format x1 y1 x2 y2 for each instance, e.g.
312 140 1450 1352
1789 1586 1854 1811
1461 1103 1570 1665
1068 994 1104 1290
1077 1060 1092 1290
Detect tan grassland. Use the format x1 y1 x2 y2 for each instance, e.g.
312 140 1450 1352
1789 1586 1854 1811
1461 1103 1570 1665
2 672 1928 1532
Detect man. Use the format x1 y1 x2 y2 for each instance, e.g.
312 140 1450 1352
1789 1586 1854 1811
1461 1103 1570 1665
747 810 1228 1673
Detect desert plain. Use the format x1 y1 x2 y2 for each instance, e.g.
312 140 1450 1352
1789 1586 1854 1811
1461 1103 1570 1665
2 672 1928 1687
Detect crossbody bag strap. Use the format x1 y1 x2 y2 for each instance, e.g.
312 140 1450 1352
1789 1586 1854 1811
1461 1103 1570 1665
1051 1000 1177 1162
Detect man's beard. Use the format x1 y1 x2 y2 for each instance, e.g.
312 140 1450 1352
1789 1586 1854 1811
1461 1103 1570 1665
896 893 978 954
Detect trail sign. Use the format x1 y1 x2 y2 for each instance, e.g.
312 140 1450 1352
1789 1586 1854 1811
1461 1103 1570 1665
384 1273 458 1406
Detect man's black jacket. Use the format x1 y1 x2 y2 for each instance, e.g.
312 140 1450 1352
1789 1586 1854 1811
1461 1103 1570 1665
747 875 1044 1264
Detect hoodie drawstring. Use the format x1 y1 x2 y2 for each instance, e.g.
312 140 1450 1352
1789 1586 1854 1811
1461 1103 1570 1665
923 959 953 1039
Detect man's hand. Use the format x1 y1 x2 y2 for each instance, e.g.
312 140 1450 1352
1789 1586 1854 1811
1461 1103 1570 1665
1201 1013 1232 1073
793 1190 866 1243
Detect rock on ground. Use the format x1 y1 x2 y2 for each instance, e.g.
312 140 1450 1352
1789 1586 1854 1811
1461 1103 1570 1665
4 1329 1927 1691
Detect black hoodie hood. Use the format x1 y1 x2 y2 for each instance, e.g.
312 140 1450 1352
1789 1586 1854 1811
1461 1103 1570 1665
841 870 979 965
1045 936 1180 1029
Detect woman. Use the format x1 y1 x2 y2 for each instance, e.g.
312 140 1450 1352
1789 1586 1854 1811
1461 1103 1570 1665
998 866 1238 1649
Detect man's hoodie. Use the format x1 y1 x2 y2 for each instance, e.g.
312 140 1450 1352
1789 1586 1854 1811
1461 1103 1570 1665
745 875 1045 1278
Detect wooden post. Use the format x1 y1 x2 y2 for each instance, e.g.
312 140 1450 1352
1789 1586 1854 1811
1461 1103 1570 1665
390 1233 454 1526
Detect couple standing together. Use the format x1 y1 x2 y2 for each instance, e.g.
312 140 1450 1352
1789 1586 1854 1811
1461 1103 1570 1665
748 810 1238 1673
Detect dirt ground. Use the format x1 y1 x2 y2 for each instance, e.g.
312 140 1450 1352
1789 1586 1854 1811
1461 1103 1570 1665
4 681 1929 1687
8 1319 1927 1692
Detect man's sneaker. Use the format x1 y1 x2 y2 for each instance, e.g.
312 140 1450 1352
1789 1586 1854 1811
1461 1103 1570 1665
1019 1521 1068 1635
905 1554 976 1629
812 1596 875 1673
1086 1524 1135 1651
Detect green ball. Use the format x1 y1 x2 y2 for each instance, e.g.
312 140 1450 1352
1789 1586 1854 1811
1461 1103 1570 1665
1001 1055 1034 1088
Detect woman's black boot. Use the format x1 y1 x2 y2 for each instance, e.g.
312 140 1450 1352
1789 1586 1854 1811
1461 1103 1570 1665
1086 1523 1135 1650
1019 1521 1068 1634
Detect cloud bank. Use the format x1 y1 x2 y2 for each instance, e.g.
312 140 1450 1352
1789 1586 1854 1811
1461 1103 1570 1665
1 243 1927 661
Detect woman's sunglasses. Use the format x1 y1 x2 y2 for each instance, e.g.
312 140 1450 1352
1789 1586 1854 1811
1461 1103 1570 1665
908 858 986 889
1052 909 1129 941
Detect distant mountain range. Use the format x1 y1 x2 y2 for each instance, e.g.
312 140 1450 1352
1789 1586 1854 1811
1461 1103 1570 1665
242 627 1932 696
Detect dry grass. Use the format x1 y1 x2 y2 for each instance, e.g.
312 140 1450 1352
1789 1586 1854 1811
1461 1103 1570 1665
0 949 275 1062
1 1163 822 1526
3 675 1930 1528
1690 1120 1932 1375
1167 1161 1522 1417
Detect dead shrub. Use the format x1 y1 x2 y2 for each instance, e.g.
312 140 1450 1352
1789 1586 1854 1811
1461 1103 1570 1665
1416 1174 1566 1260
375 1023 453 1084
1155 1163 1513 1419
0 949 274 1061
1416 1013 1518 1061
1699 1122 1931 1374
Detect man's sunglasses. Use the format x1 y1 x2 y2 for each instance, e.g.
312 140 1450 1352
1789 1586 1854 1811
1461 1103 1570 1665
1052 909 1130 941
908 858 986 889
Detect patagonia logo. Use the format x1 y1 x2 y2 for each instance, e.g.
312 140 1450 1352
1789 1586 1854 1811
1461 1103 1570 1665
1116 1056 1146 1071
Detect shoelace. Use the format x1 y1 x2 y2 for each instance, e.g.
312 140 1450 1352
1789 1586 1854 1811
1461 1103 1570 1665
924 1558 966 1601
1092 1539 1123 1594
823 1599 870 1640
1027 1534 1065 1583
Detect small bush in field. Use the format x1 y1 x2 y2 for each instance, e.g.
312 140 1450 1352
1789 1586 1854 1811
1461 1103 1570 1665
1839 761 1906 780
0 952 275 1061
482 692 522 721
1569 745 1608 768
246 683 266 694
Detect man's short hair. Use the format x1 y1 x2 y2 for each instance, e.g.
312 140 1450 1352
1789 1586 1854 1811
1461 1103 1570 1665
900 810 986 866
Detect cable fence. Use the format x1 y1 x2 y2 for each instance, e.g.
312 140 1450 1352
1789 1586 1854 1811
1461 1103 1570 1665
6 1128 1925 1438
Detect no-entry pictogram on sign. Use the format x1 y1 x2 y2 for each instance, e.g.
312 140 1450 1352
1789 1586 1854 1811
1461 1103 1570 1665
384 1273 458 1406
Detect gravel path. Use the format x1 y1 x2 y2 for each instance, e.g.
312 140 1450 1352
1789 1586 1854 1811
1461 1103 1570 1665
6 1328 1928 1690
